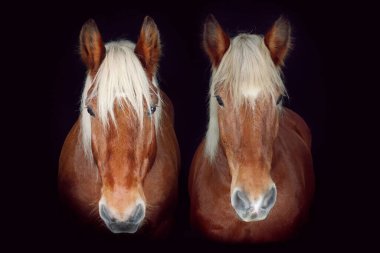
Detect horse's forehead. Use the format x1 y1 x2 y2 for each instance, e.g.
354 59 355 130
241 87 262 100
223 95 277 126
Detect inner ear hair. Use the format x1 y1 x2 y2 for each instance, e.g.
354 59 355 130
135 16 161 80
203 14 230 68
264 16 292 67
79 19 106 76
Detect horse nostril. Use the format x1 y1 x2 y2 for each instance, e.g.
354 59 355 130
128 204 145 224
232 189 250 211
100 205 116 223
262 186 277 210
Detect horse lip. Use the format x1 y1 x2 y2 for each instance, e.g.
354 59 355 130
106 221 141 233
237 209 269 222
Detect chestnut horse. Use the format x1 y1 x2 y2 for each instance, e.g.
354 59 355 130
189 15 315 243
59 17 180 236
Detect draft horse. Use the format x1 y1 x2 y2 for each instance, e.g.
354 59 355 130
59 17 180 236
189 15 315 243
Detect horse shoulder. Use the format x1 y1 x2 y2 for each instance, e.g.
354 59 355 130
282 108 312 149
280 107 314 194
58 120 84 189
189 141 236 238
189 141 210 227
275 108 315 224
142 92 180 233
188 140 205 194
157 90 180 172
58 120 101 218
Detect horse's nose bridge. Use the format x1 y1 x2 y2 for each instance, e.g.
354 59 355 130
246 180 276 202
234 166 274 198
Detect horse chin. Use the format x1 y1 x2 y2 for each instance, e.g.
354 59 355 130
105 221 141 234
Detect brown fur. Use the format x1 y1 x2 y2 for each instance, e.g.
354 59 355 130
79 19 105 77
188 16 314 243
264 16 292 66
135 16 162 80
59 93 179 236
203 14 230 68
59 17 180 237
189 108 314 243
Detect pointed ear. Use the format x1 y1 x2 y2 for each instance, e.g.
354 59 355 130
203 14 230 68
79 19 105 76
135 16 161 80
264 16 292 66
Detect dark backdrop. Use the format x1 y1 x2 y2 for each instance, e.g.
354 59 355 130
9 0 366 251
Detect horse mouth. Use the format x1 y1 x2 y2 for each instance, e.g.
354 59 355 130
106 221 141 234
235 208 270 222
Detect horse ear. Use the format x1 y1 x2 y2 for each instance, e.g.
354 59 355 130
135 16 161 80
264 16 292 67
203 14 230 68
79 19 105 76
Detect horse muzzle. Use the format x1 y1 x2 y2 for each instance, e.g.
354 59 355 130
99 203 145 233
231 185 277 222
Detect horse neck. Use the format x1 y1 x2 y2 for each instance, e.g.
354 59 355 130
210 144 232 183
154 90 180 167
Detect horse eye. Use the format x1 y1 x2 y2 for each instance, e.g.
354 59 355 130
276 95 283 105
87 106 95 117
148 105 157 116
215 95 224 107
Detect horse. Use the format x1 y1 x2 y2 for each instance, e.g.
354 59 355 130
58 17 180 236
188 15 315 243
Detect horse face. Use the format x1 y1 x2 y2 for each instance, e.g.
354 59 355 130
217 89 280 222
88 100 157 233
79 16 162 233
203 15 291 222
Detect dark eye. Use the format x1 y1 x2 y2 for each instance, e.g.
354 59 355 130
148 105 157 116
276 95 283 105
215 95 224 107
87 106 95 117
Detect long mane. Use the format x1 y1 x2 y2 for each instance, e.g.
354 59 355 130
80 40 162 159
204 34 287 162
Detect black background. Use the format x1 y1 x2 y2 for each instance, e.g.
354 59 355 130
6 0 372 251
